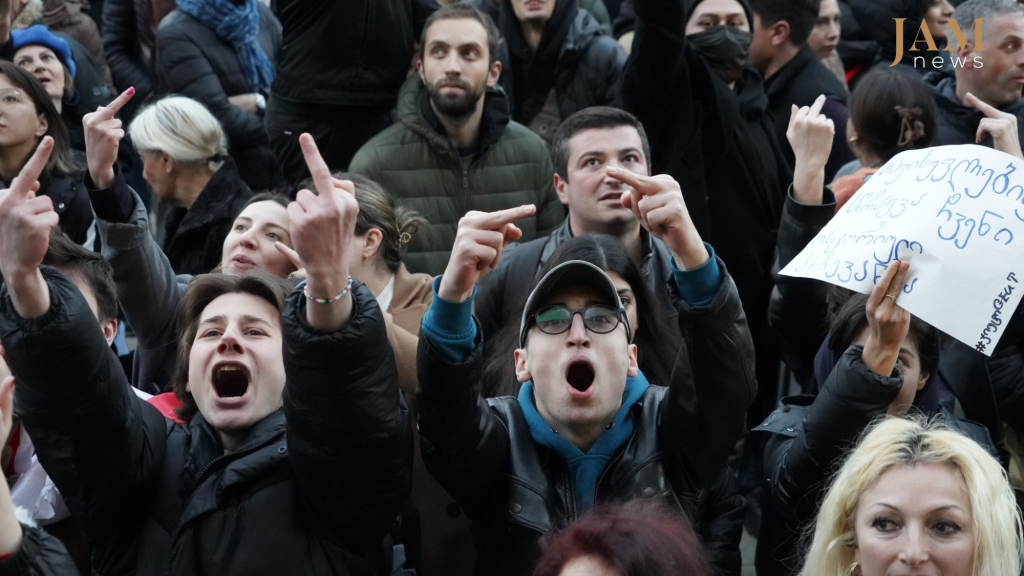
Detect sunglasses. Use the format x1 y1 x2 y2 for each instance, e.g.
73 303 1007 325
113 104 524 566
532 304 627 337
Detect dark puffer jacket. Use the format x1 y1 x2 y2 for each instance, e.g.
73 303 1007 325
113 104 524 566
418 259 756 576
156 6 283 190
925 70 1024 150
162 157 253 276
349 75 563 276
498 7 626 123
0 523 80 576
102 0 175 118
753 346 997 576
270 0 437 107
0 269 411 576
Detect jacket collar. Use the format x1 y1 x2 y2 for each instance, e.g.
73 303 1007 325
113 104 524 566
764 44 816 99
389 262 432 312
174 157 252 237
180 409 287 497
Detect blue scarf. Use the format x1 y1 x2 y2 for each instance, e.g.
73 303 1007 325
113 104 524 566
518 371 650 515
176 0 275 93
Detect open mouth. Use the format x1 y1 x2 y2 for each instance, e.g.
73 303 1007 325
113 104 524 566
212 362 250 398
231 254 256 269
566 359 595 393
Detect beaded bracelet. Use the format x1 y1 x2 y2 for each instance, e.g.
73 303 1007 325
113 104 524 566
303 276 354 304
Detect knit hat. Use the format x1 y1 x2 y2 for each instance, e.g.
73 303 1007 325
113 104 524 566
11 24 76 79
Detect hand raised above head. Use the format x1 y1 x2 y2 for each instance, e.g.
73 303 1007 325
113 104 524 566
787 94 835 171
609 167 708 269
83 86 134 189
862 260 912 377
438 204 536 303
967 91 1024 160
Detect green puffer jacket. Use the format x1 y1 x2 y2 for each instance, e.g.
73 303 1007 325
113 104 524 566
350 75 564 276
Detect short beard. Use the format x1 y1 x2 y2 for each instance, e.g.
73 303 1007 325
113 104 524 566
426 78 484 122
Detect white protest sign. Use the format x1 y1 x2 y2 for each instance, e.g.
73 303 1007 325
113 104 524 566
780 145 1024 356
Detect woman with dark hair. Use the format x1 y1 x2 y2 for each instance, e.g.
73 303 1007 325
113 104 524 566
755 261 996 576
831 69 937 208
482 233 675 398
847 0 954 80
0 60 91 244
533 501 712 576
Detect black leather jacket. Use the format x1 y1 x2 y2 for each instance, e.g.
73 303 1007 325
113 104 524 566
418 258 756 576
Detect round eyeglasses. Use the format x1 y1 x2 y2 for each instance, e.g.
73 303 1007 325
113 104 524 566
532 304 627 337
0 89 26 112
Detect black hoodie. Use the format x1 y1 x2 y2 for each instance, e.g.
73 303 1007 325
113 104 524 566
924 70 1024 149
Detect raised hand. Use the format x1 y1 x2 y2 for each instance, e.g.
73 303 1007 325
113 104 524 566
438 205 536 303
861 260 911 378
0 136 56 318
608 167 709 270
787 94 834 204
83 86 134 189
967 92 1024 160
289 134 359 330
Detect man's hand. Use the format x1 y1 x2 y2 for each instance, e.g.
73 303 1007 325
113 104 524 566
289 134 359 330
609 167 709 270
861 260 911 378
788 94 834 205
83 87 134 190
438 205 536 303
967 92 1024 160
0 137 57 319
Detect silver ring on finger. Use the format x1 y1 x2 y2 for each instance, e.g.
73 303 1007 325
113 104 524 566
885 293 898 304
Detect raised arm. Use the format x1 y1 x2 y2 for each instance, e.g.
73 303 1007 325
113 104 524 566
281 135 408 554
417 206 534 519
0 146 166 570
85 88 186 391
608 168 756 486
618 0 689 128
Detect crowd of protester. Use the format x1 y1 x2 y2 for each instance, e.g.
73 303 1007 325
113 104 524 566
0 0 1023 575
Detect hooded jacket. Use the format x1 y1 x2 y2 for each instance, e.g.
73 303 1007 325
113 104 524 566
349 75 564 276
162 156 254 276
498 1 626 126
753 345 996 576
417 258 756 576
925 70 1024 149
0 268 411 576
156 5 283 190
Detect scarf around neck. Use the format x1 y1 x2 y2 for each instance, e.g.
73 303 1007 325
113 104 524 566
500 0 576 125
176 0 275 93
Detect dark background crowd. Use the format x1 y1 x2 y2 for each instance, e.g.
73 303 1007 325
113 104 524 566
0 0 1023 575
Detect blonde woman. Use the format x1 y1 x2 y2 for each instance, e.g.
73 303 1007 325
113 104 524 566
800 416 1023 576
129 94 252 275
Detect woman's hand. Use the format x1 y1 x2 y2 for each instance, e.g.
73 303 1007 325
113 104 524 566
967 91 1024 160
83 87 134 190
861 260 911 377
788 94 834 205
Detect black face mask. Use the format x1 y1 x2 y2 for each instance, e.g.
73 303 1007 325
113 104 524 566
688 25 752 85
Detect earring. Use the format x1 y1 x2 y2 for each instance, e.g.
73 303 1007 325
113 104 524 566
847 561 861 576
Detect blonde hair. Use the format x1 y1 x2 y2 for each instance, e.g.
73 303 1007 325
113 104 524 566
128 95 228 172
799 416 1023 576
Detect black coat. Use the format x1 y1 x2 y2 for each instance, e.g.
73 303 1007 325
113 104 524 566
847 0 948 78
498 7 626 123
925 71 1024 150
157 7 283 190
56 32 114 152
101 0 160 118
22 171 92 246
753 346 997 576
0 523 80 576
269 0 437 107
0 270 411 576
418 259 756 576
163 157 253 276
763 44 852 182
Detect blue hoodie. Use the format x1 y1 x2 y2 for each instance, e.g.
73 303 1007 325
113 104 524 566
517 372 649 515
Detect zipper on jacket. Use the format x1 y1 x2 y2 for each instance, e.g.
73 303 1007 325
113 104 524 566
183 441 270 496
462 168 469 189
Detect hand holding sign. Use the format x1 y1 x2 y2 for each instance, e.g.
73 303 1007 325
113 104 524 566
439 205 536 303
83 86 134 190
610 167 709 270
967 92 1023 161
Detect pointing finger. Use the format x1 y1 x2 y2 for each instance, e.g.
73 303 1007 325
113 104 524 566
10 137 53 200
966 92 1004 119
298 134 335 202
102 86 136 119
605 166 657 195
808 94 827 118
274 241 303 269
471 204 536 229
